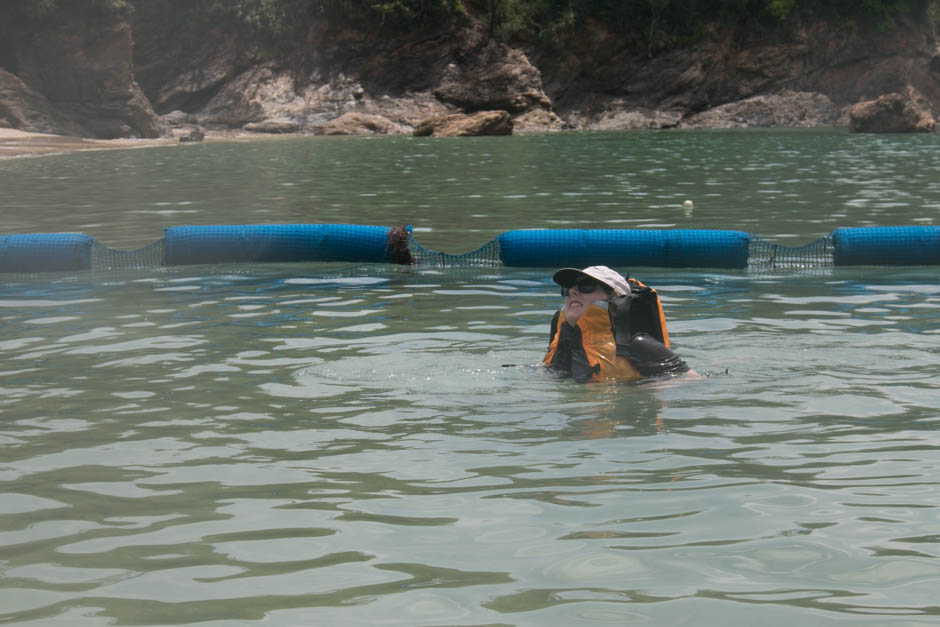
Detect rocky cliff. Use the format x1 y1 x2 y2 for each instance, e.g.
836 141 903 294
1 4 938 138
0 3 166 138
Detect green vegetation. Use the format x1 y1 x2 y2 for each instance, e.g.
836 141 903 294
2 0 930 50
926 0 940 22
1 0 128 18
183 0 928 37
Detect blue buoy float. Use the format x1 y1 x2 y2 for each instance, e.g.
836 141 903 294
497 228 751 268
1 224 938 273
0 233 94 272
163 224 397 266
832 226 940 266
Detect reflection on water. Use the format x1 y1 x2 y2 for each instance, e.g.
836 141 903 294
1 263 938 625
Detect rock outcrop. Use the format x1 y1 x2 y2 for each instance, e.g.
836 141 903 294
538 17 940 132
0 5 938 138
434 39 551 114
132 24 248 116
3 5 165 138
849 87 937 133
681 90 840 128
413 110 513 137
320 112 409 136
137 12 938 135
176 127 205 143
0 68 84 135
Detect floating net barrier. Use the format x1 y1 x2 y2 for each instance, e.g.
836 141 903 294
1 225 938 274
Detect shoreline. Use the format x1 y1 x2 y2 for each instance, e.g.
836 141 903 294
0 128 304 159
0 128 183 158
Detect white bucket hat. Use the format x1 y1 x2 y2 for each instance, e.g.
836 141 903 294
552 265 630 297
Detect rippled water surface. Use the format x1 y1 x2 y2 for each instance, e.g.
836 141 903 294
2 129 939 250
1 130 939 626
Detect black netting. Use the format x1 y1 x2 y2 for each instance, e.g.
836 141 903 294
90 239 165 272
410 238 502 267
747 235 834 271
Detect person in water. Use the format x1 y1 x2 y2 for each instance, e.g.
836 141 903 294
544 265 692 382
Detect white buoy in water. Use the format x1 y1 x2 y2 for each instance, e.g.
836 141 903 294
683 199 693 209
682 199 693 217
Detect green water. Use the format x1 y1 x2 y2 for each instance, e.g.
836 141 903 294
1 130 939 626
2 129 939 251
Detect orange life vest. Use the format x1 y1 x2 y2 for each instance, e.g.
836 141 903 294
544 305 643 381
543 277 671 382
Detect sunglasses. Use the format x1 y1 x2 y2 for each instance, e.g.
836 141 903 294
561 280 603 297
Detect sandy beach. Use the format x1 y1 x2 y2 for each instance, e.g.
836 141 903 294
0 127 297 159
0 127 188 158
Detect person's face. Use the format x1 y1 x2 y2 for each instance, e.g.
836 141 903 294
563 279 607 325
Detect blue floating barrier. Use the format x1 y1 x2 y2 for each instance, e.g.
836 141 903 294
0 233 94 272
3 224 940 273
497 229 752 268
163 224 394 266
832 226 940 266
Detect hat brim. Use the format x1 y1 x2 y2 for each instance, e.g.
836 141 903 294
553 268 616 293
552 268 592 288
553 266 631 296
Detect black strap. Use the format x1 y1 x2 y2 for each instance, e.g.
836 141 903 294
629 285 666 345
547 320 598 382
608 293 635 355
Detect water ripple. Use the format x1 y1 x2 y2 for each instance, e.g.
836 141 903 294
2 134 940 624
